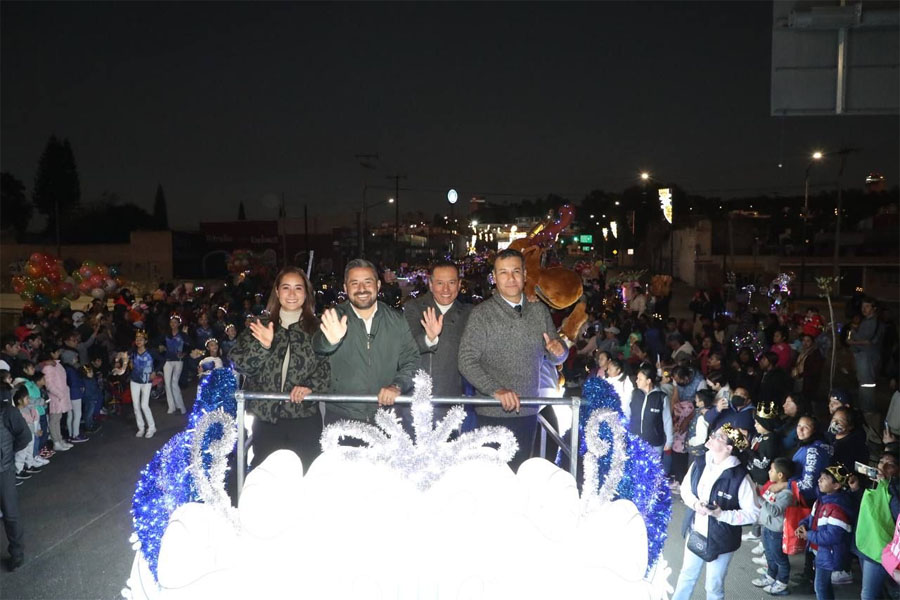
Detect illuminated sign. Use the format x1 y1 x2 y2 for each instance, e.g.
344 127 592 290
579 234 593 244
659 188 673 224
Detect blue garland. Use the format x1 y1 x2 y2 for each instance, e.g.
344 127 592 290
569 377 672 571
130 369 237 578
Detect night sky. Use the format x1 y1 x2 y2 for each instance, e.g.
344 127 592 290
2 2 898 230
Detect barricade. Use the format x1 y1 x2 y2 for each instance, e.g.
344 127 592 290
232 391 581 497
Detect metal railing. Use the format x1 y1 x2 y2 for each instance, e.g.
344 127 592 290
233 391 581 497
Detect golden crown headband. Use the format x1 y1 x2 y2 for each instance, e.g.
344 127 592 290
824 464 850 486
720 423 749 451
134 329 148 339
756 401 779 420
205 338 219 347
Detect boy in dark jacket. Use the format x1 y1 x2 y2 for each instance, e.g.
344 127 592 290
748 401 782 486
796 464 856 600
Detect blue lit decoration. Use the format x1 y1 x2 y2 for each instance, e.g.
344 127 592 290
131 368 237 578
565 376 672 571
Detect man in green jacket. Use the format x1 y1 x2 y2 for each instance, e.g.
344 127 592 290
315 259 420 425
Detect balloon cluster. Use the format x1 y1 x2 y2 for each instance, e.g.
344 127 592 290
70 259 121 300
767 272 794 313
10 253 123 314
11 253 72 312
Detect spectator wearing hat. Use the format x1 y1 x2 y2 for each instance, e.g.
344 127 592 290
796 464 856 599
748 401 782 487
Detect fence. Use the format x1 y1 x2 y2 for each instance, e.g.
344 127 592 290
232 392 582 497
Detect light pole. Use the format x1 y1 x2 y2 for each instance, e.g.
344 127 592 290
360 184 394 259
800 151 823 297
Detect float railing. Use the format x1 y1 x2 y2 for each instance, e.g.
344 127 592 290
232 391 581 498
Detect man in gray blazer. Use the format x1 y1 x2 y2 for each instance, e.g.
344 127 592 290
459 248 568 471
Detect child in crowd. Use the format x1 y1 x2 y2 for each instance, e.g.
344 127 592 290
40 345 73 451
61 353 87 443
13 387 47 482
30 370 53 459
686 388 715 460
81 362 103 434
751 457 795 595
220 324 238 362
796 464 856 600
748 402 783 487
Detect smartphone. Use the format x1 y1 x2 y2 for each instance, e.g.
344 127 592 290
855 461 878 480
702 502 718 511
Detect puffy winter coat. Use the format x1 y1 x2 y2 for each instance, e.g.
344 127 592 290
41 360 72 414
800 489 855 570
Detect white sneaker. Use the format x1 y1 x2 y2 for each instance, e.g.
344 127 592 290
54 443 71 451
831 570 852 585
764 580 790 595
145 429 156 439
757 567 769 575
752 555 769 566
752 574 775 587
742 531 760 541
135 430 145 437
166 409 175 414
752 541 766 554
34 457 50 466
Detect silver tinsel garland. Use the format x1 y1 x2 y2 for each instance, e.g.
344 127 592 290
581 408 627 510
189 408 239 528
320 371 518 491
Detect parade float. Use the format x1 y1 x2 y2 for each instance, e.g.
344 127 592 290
122 369 673 600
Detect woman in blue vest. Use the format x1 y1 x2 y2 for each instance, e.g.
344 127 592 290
672 424 761 600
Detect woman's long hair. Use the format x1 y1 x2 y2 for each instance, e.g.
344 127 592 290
265 267 319 334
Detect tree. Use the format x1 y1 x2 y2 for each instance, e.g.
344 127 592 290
238 201 246 221
32 135 80 235
1 172 32 237
152 184 169 229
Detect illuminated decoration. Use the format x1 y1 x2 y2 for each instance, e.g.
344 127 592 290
447 188 458 204
627 248 634 255
602 227 608 240
124 372 673 599
658 188 673 224
321 371 518 491
610 221 618 238
565 376 672 572
129 369 238 579
731 330 765 357
767 272 795 313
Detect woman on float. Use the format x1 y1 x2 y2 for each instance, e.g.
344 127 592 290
230 267 331 471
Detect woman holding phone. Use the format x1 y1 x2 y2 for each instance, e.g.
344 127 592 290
230 267 331 471
672 424 760 600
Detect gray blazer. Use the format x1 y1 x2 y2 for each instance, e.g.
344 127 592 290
403 292 471 397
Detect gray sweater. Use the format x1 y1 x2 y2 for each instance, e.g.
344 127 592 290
759 486 794 532
458 293 568 418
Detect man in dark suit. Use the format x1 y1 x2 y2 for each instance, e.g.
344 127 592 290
402 260 472 432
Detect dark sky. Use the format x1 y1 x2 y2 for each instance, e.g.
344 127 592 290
2 2 897 230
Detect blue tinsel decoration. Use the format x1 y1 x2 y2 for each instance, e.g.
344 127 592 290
570 376 673 571
130 368 238 578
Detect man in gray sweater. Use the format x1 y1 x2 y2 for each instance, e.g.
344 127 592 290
459 248 568 471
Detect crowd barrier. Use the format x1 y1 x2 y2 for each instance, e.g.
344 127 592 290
232 391 582 497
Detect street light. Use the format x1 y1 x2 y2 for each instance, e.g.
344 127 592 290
800 151 823 297
640 172 650 181
360 186 396 258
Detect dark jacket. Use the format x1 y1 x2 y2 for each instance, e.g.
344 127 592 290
829 428 869 473
402 292 471 397
230 320 331 423
64 363 85 400
313 301 420 422
800 489 856 571
747 432 781 486
704 401 756 433
1 403 31 472
629 388 669 447
757 367 791 408
791 439 833 504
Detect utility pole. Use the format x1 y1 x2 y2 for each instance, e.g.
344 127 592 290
831 147 858 280
387 174 407 239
